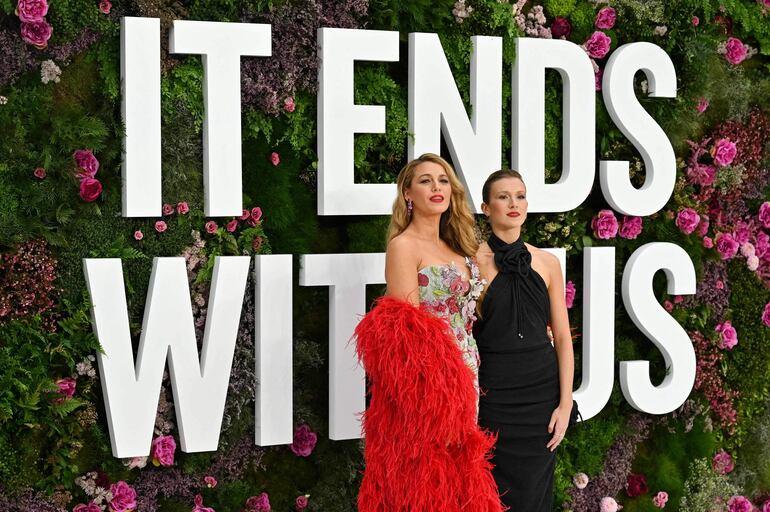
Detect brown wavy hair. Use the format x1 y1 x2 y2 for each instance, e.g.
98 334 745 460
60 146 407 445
386 153 478 257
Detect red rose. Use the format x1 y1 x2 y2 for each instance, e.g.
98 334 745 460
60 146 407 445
79 178 102 202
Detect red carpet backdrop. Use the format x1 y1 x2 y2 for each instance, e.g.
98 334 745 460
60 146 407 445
1 0 770 511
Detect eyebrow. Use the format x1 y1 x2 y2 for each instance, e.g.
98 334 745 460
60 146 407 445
417 173 448 178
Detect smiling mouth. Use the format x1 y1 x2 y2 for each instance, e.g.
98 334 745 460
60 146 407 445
430 195 444 202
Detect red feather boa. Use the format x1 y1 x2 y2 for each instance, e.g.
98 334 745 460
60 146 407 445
354 295 506 512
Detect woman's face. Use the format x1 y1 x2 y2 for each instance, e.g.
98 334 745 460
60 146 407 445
404 161 452 216
483 176 527 229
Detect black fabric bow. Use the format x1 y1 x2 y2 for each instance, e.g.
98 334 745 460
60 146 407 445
487 232 531 339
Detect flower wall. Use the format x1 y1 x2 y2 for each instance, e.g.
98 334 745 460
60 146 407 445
1 0 770 511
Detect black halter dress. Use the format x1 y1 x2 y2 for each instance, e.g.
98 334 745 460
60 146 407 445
473 233 560 511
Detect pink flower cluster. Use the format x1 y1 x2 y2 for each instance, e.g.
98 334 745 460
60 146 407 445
712 449 735 474
592 210 644 241
0 239 59 331
691 330 739 434
73 149 103 202
16 0 53 49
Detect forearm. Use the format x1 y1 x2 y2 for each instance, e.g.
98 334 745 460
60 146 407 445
554 334 575 408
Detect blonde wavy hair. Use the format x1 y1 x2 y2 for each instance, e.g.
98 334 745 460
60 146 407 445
386 153 479 257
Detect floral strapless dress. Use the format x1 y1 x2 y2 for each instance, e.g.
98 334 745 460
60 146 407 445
417 256 487 407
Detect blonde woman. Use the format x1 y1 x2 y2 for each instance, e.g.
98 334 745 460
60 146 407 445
354 153 504 511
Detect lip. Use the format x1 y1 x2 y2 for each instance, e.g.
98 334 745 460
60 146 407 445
429 195 444 202
507 212 520 217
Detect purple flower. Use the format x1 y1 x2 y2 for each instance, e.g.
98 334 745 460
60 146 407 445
551 16 572 38
16 0 48 22
712 138 737 167
591 209 618 239
20 19 53 49
675 208 701 235
715 321 738 350
289 424 318 457
619 215 643 239
715 232 739 259
595 7 616 30
583 31 612 59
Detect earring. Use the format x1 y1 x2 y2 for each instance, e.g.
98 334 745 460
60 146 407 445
407 199 413 215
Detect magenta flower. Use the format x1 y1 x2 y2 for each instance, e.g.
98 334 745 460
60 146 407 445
33 167 46 179
238 209 250 221
109 481 137 512
295 495 309 510
551 16 572 38
715 232 739 259
687 163 716 186
591 209 618 239
133 230 144 241
192 494 215 512
151 434 176 466
154 220 167 233
696 97 709 113
249 206 263 226
284 97 296 113
73 149 100 178
595 7 616 30
715 321 738 350
583 31 612 59
712 138 737 167
758 201 770 228
290 424 318 457
226 219 238 233
724 37 748 65
762 301 770 328
204 475 217 488
713 449 735 474
727 495 753 512
55 377 76 400
652 491 668 508
20 18 52 49
663 300 673 312
79 178 103 202
205 221 218 234
245 493 271 512
176 201 189 214
595 67 603 92
619 215 643 239
702 236 714 248
696 215 710 237
99 0 112 14
73 503 100 512
675 208 701 235
16 0 48 22
162 203 174 215
692 16 700 26
565 280 576 309
270 152 281 166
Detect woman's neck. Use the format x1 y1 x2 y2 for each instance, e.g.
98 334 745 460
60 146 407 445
492 227 522 244
409 213 442 243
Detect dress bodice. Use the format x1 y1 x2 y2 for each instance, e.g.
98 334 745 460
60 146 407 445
417 256 486 375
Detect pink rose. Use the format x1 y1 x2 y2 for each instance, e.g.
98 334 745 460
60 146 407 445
551 16 572 38
99 0 111 14
724 37 748 65
712 138 737 167
573 472 589 489
583 31 612 59
16 0 48 22
696 97 709 113
162 203 174 215
663 300 673 312
692 16 700 26
192 494 215 512
155 220 167 233
73 503 100 512
176 201 189 214
205 221 218 234
595 7 616 30
33 167 46 179
204 475 217 488
109 481 137 512
449 276 469 295
73 149 100 178
79 178 103 202
591 209 619 239
758 201 770 228
238 208 250 221
226 219 238 233
727 495 753 512
652 491 669 508
619 215 643 239
565 280 576 309
696 215 710 237
270 152 280 166
755 232 769 258
715 321 738 350
251 206 263 223
599 497 620 512
21 18 52 49
295 495 309 510
55 377 76 400
151 434 176 466
715 232 739 259
687 164 715 186
703 236 713 248
133 230 144 241
675 208 701 235
284 97 296 113
762 301 770 328
289 424 317 457
762 499 770 512
245 493 271 512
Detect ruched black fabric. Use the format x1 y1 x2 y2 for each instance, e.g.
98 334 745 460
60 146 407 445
473 234 560 511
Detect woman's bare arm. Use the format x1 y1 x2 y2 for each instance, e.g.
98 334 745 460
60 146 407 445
384 236 421 306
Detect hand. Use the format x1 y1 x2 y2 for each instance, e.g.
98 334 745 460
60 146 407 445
546 404 571 452
546 323 554 343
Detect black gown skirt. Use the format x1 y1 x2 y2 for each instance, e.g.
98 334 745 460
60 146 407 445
473 246 560 511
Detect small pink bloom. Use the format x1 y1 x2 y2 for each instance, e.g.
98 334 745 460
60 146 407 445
747 255 759 271
675 208 700 235
687 164 716 186
758 201 770 228
724 37 748 65
600 497 620 512
239 209 250 221
712 138 737 167
715 232 739 259
56 377 76 400
663 300 673 312
226 219 238 232
762 302 770 328
245 493 271 512
134 230 144 241
192 494 215 512
702 236 713 248
109 481 137 512
176 201 189 214
716 279 724 290
696 215 710 237
73 503 100 512
162 203 174 215
126 456 147 469
151 434 176 466
727 495 753 512
583 31 612 59
16 0 49 22
32 167 47 179
696 97 709 113
715 321 738 350
251 207 263 223
270 152 280 166
692 16 700 26
673 295 683 304
295 495 309 510
595 7 616 30
284 97 296 113
740 242 755 258
204 475 217 488
652 491 669 508
99 0 112 14
619 215 643 239
591 209 619 239
205 221 218 234
73 149 100 178
565 280 576 309
155 220 167 233
573 472 589 489
290 424 318 457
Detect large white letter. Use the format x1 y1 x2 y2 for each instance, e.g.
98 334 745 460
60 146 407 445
317 28 399 215
121 17 161 217
512 38 595 213
299 253 386 439
169 21 271 217
600 42 677 216
254 255 293 446
619 242 696 414
409 34 502 212
84 256 250 457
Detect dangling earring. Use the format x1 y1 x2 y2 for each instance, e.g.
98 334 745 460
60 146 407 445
407 199 413 216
